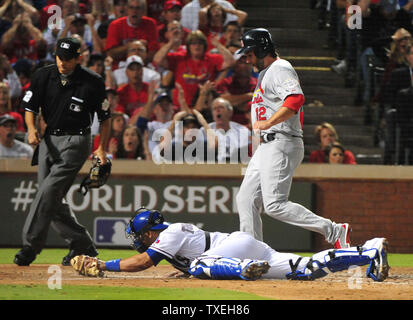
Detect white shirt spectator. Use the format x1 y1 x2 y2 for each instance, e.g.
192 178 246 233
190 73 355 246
3 70 22 99
181 0 238 31
203 121 250 163
113 60 161 87
0 139 33 158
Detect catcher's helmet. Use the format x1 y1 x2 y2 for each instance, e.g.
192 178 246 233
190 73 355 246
237 28 275 59
125 208 169 252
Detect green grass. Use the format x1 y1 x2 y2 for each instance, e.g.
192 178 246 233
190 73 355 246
1 248 412 267
0 284 268 300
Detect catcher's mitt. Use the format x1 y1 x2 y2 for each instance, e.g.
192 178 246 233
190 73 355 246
78 156 112 195
70 255 105 277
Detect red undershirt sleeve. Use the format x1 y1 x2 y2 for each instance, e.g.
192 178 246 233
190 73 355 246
282 94 305 113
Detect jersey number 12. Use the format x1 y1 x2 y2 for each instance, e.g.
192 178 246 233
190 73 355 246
255 106 266 121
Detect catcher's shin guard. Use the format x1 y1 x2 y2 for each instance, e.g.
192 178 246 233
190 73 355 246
189 256 269 280
286 247 377 281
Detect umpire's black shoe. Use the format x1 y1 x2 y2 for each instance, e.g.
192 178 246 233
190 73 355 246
14 246 37 266
62 244 98 266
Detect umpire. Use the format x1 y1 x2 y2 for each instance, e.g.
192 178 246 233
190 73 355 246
14 37 111 266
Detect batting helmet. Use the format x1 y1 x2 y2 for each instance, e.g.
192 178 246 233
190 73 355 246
237 28 275 59
125 208 169 252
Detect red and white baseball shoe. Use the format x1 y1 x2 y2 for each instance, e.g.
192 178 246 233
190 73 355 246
334 223 351 249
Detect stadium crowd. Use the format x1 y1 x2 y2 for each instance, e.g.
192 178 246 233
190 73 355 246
0 0 412 165
315 0 413 164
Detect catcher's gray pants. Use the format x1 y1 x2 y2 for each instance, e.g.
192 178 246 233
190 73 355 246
236 135 342 244
22 134 94 253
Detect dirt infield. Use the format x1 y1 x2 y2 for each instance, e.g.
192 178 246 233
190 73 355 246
1 264 412 300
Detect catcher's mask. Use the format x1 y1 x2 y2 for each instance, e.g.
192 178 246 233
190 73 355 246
237 28 275 59
78 156 112 195
125 208 169 252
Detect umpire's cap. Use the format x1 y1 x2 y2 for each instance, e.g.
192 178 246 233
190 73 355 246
55 37 81 60
237 28 275 59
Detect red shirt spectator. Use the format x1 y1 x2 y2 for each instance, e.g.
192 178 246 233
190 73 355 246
168 50 223 107
115 55 149 119
309 150 356 164
116 81 149 117
146 0 166 24
105 12 159 63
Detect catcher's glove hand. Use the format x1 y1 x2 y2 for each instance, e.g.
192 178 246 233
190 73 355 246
78 156 112 195
70 255 105 277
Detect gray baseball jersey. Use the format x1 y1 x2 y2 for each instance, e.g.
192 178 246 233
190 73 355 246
251 58 303 137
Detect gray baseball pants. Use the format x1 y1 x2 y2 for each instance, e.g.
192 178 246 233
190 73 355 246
236 135 342 244
22 134 94 253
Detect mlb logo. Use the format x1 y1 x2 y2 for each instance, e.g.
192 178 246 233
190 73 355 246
60 42 70 49
94 217 131 246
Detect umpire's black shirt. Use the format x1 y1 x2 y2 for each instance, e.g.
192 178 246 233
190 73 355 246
21 64 111 130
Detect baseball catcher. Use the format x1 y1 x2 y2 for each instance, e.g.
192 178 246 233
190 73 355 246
78 156 112 195
70 208 390 282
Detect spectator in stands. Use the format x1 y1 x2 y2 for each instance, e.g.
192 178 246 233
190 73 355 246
198 2 247 51
215 54 257 125
0 0 40 28
0 54 22 100
375 28 412 104
60 13 105 53
309 122 356 164
382 41 413 105
146 0 167 24
113 40 161 87
0 82 24 132
105 0 159 67
157 1 190 45
137 84 177 160
87 53 117 89
381 42 413 164
115 124 146 159
153 30 234 108
92 112 127 155
325 142 346 164
91 0 116 30
71 33 89 67
155 110 216 163
116 55 149 122
222 21 242 47
192 80 219 123
113 0 128 19
0 114 33 158
204 97 250 163
181 0 240 31
1 12 47 64
157 20 188 89
12 58 34 112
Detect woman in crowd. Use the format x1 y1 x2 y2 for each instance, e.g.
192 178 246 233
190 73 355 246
309 122 356 164
325 142 346 164
115 125 146 160
92 112 127 155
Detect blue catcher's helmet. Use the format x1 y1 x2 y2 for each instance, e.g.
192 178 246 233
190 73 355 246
125 208 169 252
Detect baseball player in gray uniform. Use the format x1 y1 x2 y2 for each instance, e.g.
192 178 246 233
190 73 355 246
72 208 390 282
235 29 351 249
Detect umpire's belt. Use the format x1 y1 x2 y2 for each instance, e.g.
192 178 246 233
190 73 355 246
261 132 301 143
46 127 91 136
204 231 211 252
